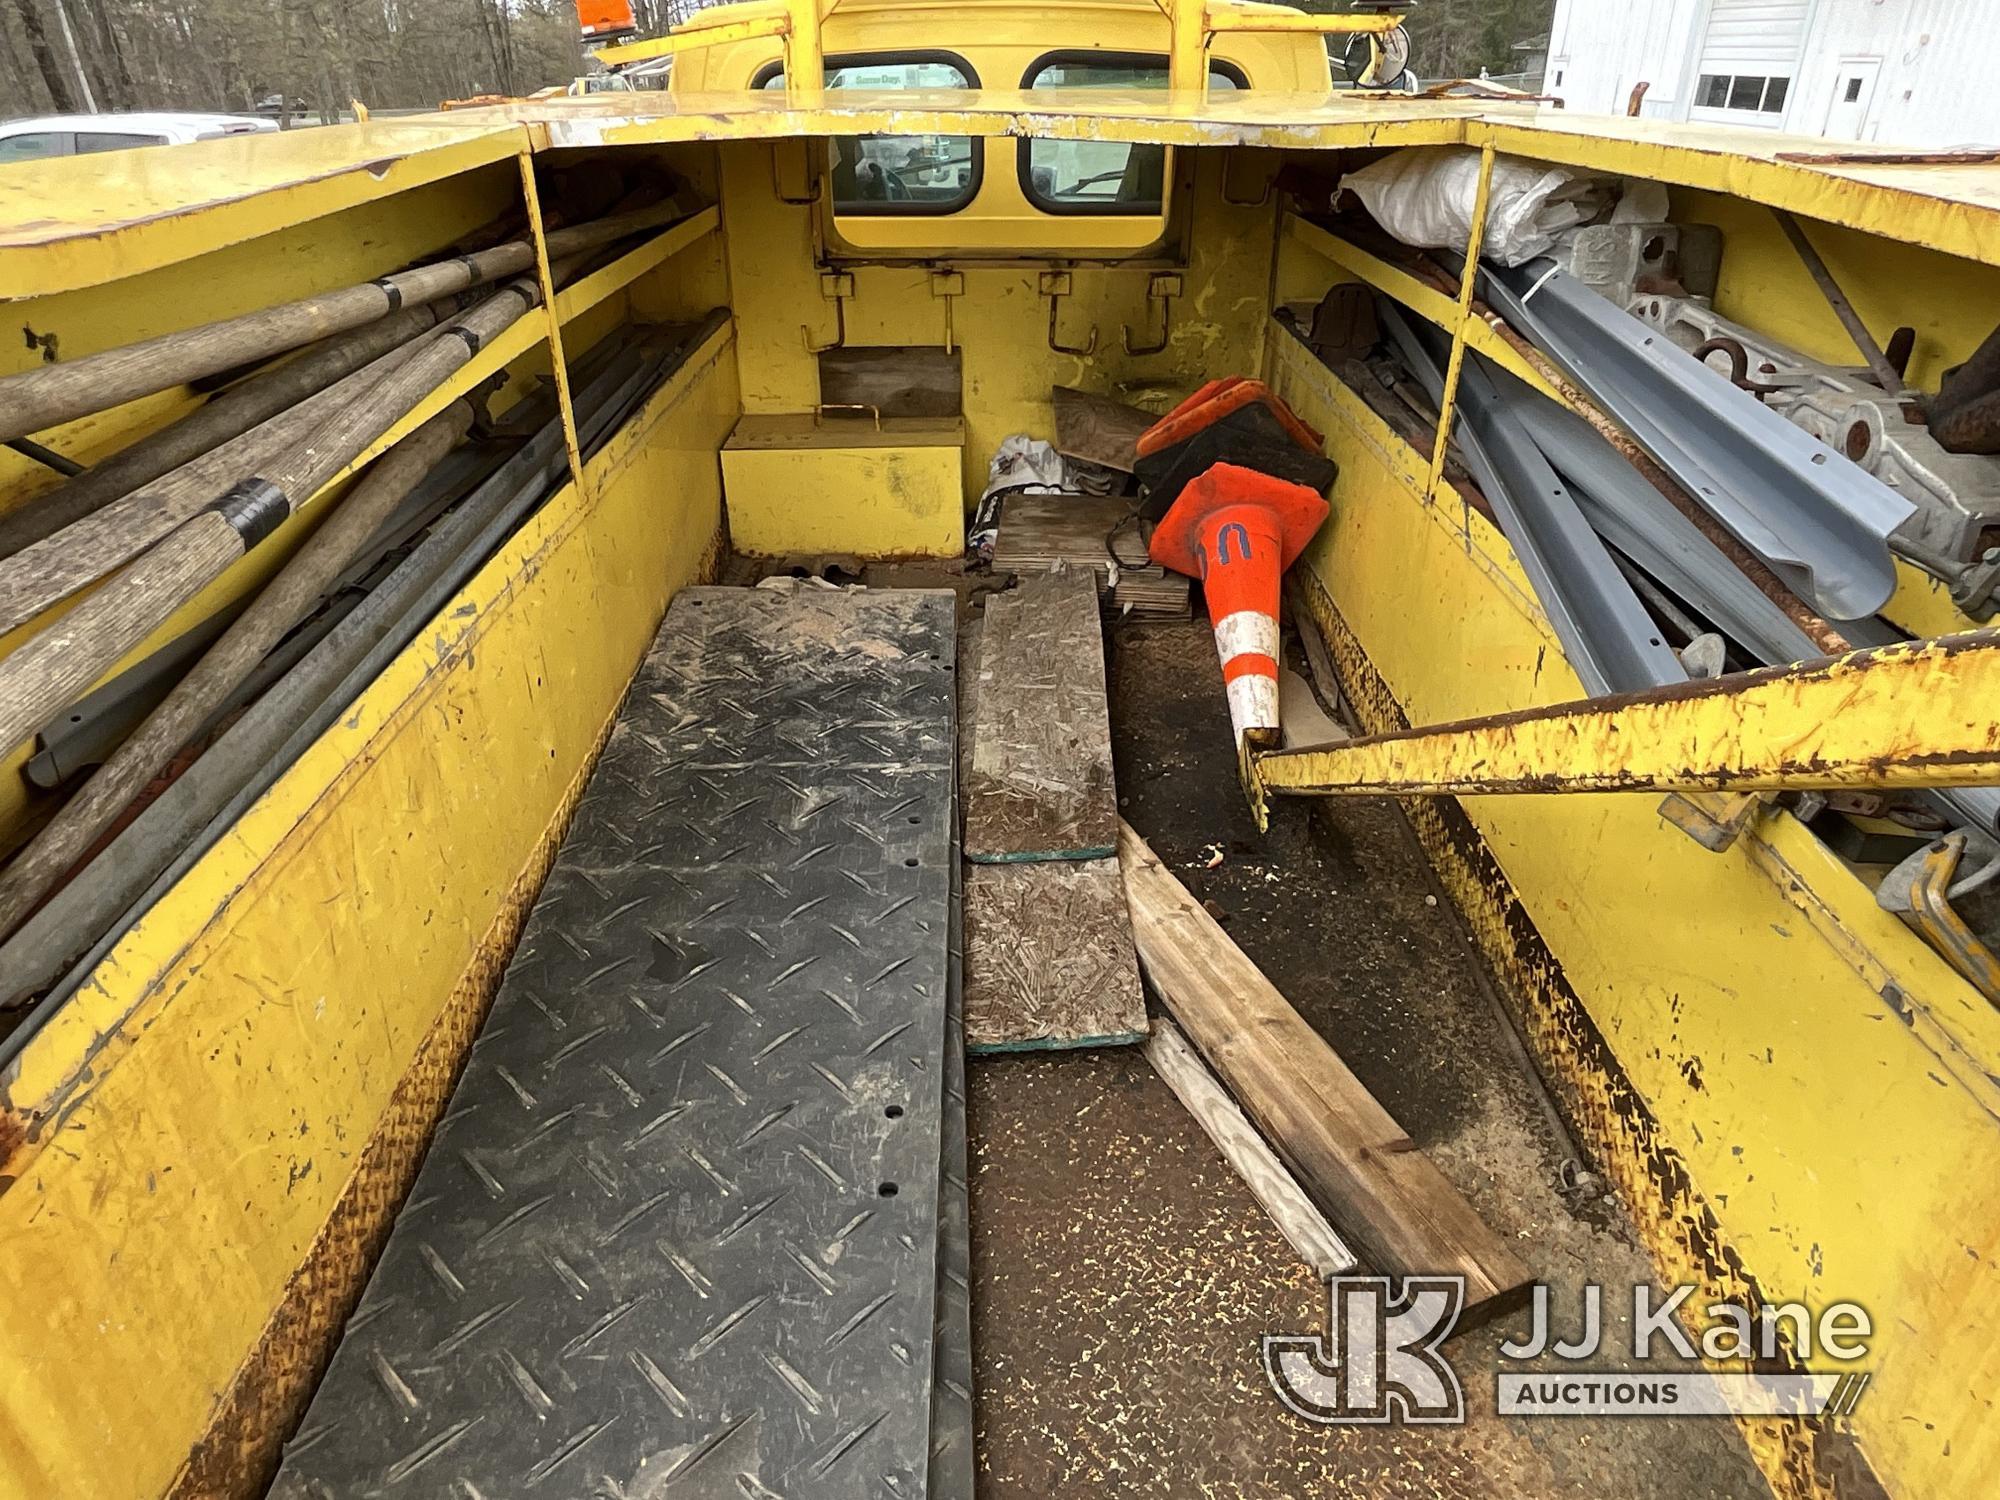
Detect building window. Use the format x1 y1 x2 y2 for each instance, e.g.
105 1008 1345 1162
1017 52 1246 216
757 52 981 215
1695 73 1790 114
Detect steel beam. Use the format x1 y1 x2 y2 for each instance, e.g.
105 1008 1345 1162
1479 258 1913 620
1246 629 2000 824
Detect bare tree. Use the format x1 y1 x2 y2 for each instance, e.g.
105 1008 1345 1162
9 0 78 112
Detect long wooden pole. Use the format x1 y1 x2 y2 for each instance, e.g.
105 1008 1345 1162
1119 819 1533 1320
0 297 468 561
0 402 472 939
0 273 549 758
0 199 683 444
0 329 436 636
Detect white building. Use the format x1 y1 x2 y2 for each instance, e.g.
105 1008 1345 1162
1541 0 2000 146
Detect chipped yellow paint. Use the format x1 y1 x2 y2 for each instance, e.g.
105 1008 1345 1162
719 139 1278 498
1266 322 2000 1500
1253 629 2000 800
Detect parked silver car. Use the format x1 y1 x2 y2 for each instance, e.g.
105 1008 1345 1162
0 111 277 166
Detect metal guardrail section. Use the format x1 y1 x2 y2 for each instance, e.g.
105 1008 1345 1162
272 583 959 1499
1480 259 1914 622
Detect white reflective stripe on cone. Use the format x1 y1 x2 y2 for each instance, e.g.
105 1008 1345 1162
1212 608 1279 667
1225 672 1281 743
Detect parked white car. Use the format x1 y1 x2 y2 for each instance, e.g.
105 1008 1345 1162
0 112 278 166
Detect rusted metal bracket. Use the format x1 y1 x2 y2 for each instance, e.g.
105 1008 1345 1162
1658 790 1773 852
1242 629 2000 831
1121 272 1183 357
1880 831 2000 1006
801 271 854 354
1042 271 1097 357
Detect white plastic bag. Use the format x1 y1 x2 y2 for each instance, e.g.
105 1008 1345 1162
1339 147 1616 267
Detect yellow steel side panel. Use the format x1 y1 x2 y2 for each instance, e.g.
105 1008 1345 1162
0 122 525 299
1265 325 2000 1500
0 327 738 1500
1470 111 2000 267
1885 559 1986 639
720 139 1278 497
722 414 966 555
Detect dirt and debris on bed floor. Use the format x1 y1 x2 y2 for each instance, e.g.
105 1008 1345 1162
966 618 1766 1500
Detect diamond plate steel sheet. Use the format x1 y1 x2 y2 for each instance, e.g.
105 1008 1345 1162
272 583 958 1500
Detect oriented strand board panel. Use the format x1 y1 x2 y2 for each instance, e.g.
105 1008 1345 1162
964 567 1118 862
722 413 965 557
963 859 1146 1052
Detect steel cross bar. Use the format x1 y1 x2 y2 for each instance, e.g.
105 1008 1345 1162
594 12 790 69
1245 629 2000 826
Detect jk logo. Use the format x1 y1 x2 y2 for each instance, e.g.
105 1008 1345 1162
1263 1276 1467 1425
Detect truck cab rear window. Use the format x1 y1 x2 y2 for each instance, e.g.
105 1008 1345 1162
1019 53 1244 215
758 52 981 215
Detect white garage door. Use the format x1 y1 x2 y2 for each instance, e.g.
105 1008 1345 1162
1691 0 1807 124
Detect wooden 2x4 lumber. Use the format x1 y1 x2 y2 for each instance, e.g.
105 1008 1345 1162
1118 819 1533 1320
1145 1018 1358 1280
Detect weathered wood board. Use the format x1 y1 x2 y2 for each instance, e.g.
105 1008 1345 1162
964 567 1119 862
1145 1019 1356 1277
1119 819 1534 1323
819 345 964 418
963 858 1147 1052
1052 384 1152 472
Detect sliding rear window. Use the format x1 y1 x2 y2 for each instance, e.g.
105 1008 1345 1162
1019 52 1245 215
757 51 981 215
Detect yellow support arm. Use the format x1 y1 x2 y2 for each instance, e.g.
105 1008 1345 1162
593 9 789 70
1247 629 2000 822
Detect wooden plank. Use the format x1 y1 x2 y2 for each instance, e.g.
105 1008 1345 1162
963 860 1147 1052
1118 819 1533 1321
1052 385 1153 472
991 493 1127 575
819 346 964 419
1145 1019 1357 1278
991 493 1190 619
964 568 1119 863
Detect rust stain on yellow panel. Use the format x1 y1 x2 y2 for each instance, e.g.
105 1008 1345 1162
1268 324 2000 1500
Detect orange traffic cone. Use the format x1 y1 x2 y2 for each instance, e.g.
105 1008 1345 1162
1149 462 1330 754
